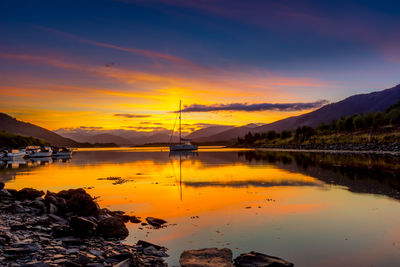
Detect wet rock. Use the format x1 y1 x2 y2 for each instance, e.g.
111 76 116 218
234 251 294 267
129 216 141 224
180 248 233 267
69 216 97 237
16 188 45 200
146 217 167 228
97 217 128 239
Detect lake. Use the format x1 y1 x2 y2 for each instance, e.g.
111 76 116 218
1 147 400 266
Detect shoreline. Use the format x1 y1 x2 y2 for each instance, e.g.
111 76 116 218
231 143 400 155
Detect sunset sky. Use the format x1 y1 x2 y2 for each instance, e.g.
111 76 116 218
1 0 400 133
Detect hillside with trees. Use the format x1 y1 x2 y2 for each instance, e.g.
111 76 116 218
236 101 400 150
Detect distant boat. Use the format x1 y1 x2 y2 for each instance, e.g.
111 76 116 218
52 147 73 157
169 100 198 152
29 146 52 158
2 149 26 160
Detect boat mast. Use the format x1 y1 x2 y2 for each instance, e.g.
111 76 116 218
179 100 182 144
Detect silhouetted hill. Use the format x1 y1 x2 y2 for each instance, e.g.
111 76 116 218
0 113 78 146
60 132 132 145
202 84 400 142
187 125 235 140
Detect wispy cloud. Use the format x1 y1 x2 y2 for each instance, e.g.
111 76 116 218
114 113 152 118
38 26 196 66
180 100 329 113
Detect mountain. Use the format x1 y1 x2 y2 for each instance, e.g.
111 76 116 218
0 113 78 146
193 126 253 143
60 132 132 145
186 125 235 140
201 84 400 142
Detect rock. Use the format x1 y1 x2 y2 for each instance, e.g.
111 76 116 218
32 199 47 214
97 217 128 239
69 216 97 237
234 251 294 267
52 225 73 238
145 217 167 228
143 246 168 257
4 247 32 254
48 203 58 214
180 248 233 267
20 262 52 267
89 249 103 257
57 189 99 216
129 216 141 223
137 240 164 250
112 258 132 267
16 188 45 200
59 236 83 246
48 214 68 225
77 254 90 265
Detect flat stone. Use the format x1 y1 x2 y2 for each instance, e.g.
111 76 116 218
145 217 167 228
234 251 294 267
180 248 233 267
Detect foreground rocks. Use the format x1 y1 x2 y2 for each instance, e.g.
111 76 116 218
0 186 168 266
234 251 294 267
179 248 293 267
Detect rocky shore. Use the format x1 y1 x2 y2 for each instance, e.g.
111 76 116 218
258 142 400 153
0 184 168 266
0 184 294 267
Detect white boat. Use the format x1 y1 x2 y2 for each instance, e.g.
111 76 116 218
29 146 52 158
169 100 198 152
2 149 26 160
52 147 73 157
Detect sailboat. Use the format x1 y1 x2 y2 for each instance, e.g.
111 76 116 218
169 100 198 151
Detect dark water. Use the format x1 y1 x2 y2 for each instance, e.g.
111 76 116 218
1 147 400 266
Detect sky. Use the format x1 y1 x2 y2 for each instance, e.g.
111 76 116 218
1 0 400 133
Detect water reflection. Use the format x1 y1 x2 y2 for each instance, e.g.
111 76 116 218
239 150 400 200
1 148 400 266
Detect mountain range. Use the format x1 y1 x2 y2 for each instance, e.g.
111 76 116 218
1 84 399 146
192 84 400 143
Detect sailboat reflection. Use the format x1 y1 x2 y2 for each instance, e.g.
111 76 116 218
169 151 199 200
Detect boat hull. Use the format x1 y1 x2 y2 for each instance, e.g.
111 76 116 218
29 151 52 158
169 144 198 151
53 151 72 157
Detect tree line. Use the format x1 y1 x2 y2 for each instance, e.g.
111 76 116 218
237 100 400 145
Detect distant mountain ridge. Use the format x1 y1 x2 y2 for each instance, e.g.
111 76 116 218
60 132 132 145
0 113 79 146
194 84 400 142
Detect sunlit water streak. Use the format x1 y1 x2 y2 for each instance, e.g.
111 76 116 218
1 147 400 267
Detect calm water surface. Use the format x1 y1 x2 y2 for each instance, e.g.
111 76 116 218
1 147 400 267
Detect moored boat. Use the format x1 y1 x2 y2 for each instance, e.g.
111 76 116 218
169 100 198 152
29 146 52 158
52 147 73 157
2 149 26 161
